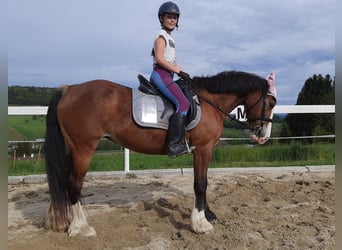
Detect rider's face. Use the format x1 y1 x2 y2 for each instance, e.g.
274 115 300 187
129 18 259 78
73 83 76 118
161 13 178 31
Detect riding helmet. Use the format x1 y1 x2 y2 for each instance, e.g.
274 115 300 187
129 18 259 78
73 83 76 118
158 1 180 27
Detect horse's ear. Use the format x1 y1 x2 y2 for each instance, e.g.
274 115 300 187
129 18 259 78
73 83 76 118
266 70 277 99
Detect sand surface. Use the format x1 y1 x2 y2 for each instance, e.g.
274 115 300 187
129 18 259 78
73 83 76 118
8 167 335 249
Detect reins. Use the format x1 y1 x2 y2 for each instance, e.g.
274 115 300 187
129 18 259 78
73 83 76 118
188 83 232 118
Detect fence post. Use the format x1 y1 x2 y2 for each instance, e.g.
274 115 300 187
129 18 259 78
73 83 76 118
13 149 16 168
124 148 130 172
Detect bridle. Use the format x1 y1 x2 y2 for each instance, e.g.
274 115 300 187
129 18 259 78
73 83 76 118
245 92 274 123
188 79 274 137
244 92 275 137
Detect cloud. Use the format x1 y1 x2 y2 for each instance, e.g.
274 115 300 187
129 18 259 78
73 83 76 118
8 0 335 104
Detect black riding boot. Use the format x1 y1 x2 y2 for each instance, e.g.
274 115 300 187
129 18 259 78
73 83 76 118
167 113 194 157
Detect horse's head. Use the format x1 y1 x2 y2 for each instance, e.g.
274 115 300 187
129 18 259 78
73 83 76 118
245 71 277 144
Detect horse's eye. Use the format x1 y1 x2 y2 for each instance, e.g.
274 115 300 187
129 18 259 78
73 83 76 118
268 97 276 108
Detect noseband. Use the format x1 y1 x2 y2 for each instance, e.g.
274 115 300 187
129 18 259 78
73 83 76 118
246 92 274 137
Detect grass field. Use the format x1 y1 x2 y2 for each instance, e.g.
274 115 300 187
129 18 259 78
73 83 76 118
8 115 46 140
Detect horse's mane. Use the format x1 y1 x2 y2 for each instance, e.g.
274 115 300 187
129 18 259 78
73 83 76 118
192 71 269 95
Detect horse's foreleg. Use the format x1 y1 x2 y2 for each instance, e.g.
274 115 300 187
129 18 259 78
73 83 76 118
191 177 214 233
191 149 216 233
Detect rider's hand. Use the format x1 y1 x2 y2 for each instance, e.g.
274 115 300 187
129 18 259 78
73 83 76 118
178 71 191 81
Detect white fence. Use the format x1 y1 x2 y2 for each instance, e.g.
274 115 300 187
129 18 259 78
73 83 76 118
8 105 335 172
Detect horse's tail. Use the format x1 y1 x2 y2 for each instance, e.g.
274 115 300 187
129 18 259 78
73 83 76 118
44 87 71 226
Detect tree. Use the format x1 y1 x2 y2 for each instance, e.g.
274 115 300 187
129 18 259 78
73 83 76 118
8 85 57 105
280 74 335 142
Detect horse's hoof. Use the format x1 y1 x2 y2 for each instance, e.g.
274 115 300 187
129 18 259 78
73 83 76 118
68 225 97 237
44 206 68 233
45 220 67 233
191 208 214 233
205 209 218 222
192 220 214 234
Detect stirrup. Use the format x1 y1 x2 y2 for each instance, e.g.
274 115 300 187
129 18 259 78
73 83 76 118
167 145 188 157
185 138 195 154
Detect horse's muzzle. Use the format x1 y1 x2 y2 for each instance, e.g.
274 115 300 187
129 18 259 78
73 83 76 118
250 123 271 145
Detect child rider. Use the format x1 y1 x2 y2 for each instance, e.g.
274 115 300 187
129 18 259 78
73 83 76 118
150 1 194 157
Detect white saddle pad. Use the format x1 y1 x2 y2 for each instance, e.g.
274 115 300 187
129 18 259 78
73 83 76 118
132 89 201 130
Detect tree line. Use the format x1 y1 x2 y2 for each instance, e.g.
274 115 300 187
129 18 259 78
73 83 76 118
280 74 335 140
8 85 57 106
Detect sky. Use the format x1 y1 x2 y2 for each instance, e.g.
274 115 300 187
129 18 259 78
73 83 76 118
8 0 335 105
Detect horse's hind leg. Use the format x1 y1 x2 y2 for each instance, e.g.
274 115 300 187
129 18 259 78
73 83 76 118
67 149 97 237
68 201 96 237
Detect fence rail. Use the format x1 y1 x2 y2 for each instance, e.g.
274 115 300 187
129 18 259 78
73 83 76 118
8 105 335 172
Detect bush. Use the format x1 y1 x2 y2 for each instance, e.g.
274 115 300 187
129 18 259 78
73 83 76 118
16 142 32 157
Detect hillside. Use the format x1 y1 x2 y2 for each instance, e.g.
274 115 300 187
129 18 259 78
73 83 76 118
8 115 46 141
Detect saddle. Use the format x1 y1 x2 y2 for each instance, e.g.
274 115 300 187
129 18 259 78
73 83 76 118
132 75 201 130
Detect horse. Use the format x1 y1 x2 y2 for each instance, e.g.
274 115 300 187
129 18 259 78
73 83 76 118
43 70 277 237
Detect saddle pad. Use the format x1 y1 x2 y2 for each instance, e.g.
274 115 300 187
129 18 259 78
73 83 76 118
132 89 201 130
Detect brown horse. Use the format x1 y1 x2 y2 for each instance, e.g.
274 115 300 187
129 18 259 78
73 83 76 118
44 70 277 237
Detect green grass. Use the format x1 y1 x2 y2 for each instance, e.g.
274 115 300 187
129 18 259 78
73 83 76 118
211 143 335 167
8 127 26 141
8 143 335 176
221 128 246 138
8 115 46 140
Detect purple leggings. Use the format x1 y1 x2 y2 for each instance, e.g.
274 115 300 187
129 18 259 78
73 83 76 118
150 66 190 115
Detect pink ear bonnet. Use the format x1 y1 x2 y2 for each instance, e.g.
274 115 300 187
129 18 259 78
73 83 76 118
266 71 277 99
